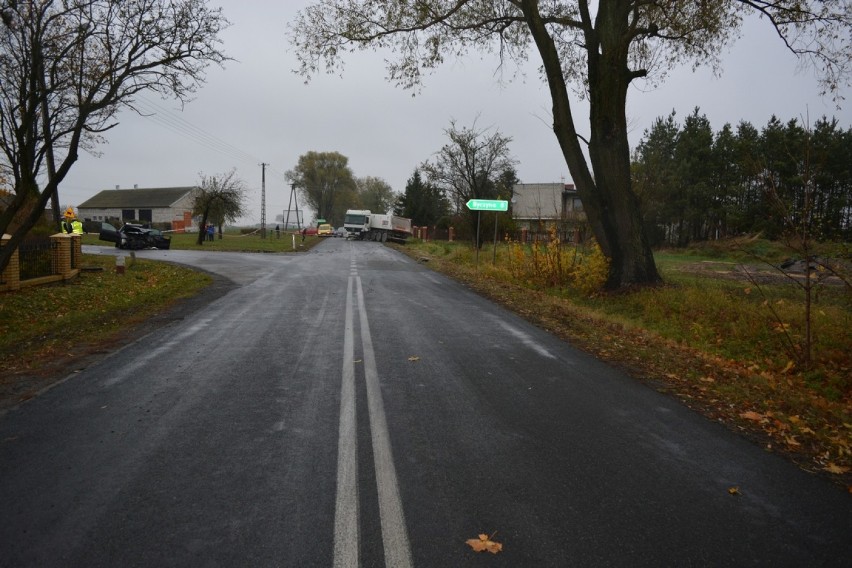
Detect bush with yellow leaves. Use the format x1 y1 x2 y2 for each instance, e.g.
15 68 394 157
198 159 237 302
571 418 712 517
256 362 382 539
504 227 609 294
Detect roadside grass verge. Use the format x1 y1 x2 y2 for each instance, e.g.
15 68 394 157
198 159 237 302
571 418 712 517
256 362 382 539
396 239 851 486
0 254 210 382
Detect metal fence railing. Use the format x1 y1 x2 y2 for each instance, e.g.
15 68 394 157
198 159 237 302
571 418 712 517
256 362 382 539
18 237 54 281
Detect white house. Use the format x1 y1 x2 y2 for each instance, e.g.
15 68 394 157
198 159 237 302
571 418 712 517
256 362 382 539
78 186 197 231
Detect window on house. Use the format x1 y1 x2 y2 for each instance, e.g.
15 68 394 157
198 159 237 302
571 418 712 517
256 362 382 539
572 198 583 212
122 209 135 221
139 209 152 223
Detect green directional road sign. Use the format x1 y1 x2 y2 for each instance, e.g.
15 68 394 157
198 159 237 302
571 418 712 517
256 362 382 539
466 199 508 212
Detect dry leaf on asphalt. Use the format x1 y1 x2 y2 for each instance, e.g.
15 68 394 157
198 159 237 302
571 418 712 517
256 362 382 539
824 463 850 475
466 533 503 554
408 356 420 362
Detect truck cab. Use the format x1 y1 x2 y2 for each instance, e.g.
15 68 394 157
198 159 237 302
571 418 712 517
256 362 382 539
343 209 371 238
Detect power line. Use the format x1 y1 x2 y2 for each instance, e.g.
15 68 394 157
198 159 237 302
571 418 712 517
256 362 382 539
132 96 293 185
132 96 261 166
113 96 302 225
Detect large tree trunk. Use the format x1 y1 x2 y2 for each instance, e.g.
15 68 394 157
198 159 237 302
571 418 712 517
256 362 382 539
521 0 660 290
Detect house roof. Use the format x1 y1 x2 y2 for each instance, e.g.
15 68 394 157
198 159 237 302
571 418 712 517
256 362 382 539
78 186 196 209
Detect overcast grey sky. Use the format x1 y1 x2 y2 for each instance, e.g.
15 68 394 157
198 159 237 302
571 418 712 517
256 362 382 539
60 1 851 226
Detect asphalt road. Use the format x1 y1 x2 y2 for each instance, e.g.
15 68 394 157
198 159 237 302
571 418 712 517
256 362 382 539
1 239 849 567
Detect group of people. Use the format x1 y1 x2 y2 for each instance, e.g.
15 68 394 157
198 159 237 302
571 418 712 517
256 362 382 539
202 223 216 241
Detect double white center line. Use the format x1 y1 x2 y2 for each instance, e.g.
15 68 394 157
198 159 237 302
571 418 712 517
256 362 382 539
334 262 413 568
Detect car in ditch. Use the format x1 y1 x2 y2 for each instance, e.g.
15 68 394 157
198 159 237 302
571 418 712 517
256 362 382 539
99 222 172 250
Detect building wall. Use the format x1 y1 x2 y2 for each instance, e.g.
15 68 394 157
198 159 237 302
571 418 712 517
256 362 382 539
511 182 587 243
512 183 563 220
80 206 193 225
78 208 120 222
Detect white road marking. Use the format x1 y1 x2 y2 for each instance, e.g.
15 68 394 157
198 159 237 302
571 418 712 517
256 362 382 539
356 277 413 568
494 318 558 360
333 263 413 567
333 277 359 568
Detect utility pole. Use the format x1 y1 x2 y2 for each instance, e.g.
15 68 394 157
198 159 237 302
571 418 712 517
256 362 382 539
260 162 268 238
284 183 301 232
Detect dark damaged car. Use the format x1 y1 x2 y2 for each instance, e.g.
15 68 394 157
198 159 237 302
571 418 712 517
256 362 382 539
99 223 171 250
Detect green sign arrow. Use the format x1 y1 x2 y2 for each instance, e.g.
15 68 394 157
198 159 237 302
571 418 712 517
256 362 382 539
466 199 508 212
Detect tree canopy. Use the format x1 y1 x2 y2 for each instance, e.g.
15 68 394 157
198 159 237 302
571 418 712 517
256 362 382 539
0 0 229 272
397 169 450 227
286 151 357 225
355 176 396 215
288 0 851 289
634 111 852 245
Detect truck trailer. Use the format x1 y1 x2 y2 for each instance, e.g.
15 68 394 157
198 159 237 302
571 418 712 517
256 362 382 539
343 210 412 243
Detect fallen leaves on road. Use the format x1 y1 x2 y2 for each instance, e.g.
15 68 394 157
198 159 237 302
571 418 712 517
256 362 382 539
408 356 420 362
728 486 740 495
466 532 503 554
824 463 850 475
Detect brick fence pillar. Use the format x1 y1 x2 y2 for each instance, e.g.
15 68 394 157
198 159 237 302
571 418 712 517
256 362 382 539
51 233 73 279
0 234 21 291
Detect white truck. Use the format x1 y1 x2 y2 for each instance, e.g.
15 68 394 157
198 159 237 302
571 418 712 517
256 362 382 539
343 209 412 243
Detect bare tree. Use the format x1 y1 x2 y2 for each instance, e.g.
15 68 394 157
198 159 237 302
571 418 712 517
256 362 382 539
420 118 517 244
288 0 851 290
192 169 246 246
0 0 229 272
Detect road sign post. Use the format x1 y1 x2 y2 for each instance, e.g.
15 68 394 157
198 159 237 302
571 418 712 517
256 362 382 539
466 199 508 212
466 200 509 269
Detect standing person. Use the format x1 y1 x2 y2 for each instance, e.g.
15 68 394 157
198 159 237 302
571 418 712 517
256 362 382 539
71 217 84 234
207 224 214 242
301 227 306 243
61 206 75 233
275 224 280 239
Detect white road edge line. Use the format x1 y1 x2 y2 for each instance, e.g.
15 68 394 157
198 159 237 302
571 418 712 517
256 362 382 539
333 276 359 568
356 276 414 568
